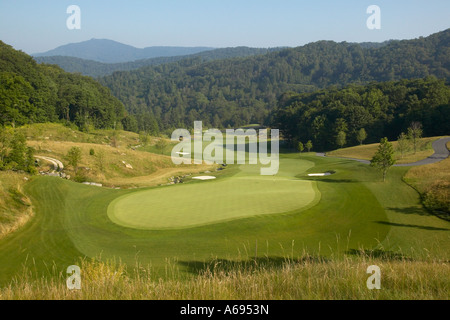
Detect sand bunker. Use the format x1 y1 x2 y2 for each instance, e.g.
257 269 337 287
192 176 217 180
308 173 332 177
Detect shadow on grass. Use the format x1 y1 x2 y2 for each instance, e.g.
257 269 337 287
386 206 442 217
345 249 413 261
375 220 450 231
301 177 358 183
178 255 329 275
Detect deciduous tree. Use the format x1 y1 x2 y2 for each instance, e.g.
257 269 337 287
356 128 367 145
408 122 423 154
66 146 82 174
370 137 396 182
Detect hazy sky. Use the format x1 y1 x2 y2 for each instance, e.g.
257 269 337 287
1 0 449 54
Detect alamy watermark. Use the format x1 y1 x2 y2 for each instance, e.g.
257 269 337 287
367 5 381 30
170 121 279 175
67 5 81 30
366 265 381 289
66 265 81 290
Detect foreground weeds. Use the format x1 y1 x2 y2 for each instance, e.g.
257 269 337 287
1 252 448 300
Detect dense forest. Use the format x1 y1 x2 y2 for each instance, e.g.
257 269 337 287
272 77 450 150
0 41 126 131
2 29 449 139
35 47 283 78
99 29 450 132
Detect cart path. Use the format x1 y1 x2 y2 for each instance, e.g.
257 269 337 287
316 137 450 167
34 156 64 172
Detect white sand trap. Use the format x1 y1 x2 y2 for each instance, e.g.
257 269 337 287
192 176 217 180
308 173 332 177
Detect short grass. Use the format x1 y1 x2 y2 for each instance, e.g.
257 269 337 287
107 159 319 230
0 172 32 238
327 137 441 164
1 150 449 288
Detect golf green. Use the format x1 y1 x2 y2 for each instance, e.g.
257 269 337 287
107 159 320 230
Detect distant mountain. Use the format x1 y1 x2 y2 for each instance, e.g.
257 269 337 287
34 47 284 77
98 29 450 131
32 38 214 63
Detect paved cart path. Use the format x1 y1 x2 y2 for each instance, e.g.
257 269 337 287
316 137 450 166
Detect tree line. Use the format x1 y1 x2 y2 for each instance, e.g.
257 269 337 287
99 29 450 133
35 47 282 78
0 41 126 132
271 77 450 151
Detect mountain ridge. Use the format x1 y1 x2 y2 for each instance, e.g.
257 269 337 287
98 28 450 131
34 46 285 77
32 38 215 63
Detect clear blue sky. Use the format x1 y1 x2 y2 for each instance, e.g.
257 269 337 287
1 0 449 54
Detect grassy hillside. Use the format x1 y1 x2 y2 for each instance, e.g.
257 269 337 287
0 171 32 238
1 253 448 300
326 137 440 164
18 123 213 188
404 142 450 219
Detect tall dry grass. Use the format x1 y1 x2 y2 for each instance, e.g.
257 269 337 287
0 172 33 239
404 142 450 219
327 137 439 164
1 251 448 300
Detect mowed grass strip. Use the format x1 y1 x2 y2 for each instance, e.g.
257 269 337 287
107 159 319 230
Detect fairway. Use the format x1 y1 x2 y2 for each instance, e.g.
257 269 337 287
1 152 448 285
108 159 319 230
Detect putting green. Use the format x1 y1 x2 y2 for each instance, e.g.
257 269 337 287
107 159 320 230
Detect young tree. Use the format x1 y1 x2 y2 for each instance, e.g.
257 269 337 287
96 149 105 173
356 128 367 145
155 138 168 155
336 131 346 148
297 141 304 153
407 122 423 154
370 137 396 182
66 146 82 174
25 146 37 174
396 132 410 159
0 127 13 168
8 131 27 170
139 131 150 146
305 140 313 152
110 133 119 148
